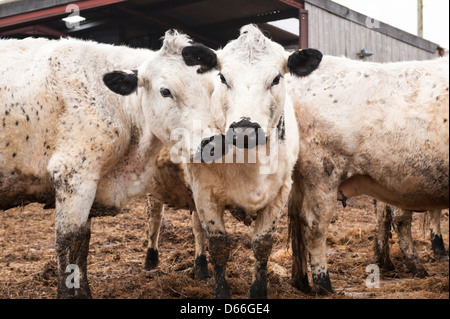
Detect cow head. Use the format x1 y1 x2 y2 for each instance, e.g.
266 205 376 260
103 30 224 163
183 24 322 151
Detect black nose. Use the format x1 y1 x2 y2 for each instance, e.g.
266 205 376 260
225 119 267 149
194 134 228 163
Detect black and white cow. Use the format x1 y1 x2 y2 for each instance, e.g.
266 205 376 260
108 24 322 298
0 30 219 298
287 55 449 294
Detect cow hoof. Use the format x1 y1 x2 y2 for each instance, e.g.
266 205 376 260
433 249 449 261
435 250 449 261
412 268 429 279
312 272 334 296
250 281 268 299
57 287 92 299
192 255 210 281
405 261 429 278
431 234 446 259
377 257 396 272
312 285 334 296
214 278 231 299
144 248 159 270
291 275 312 294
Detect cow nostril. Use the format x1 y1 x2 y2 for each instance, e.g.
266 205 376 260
229 119 261 131
226 121 266 149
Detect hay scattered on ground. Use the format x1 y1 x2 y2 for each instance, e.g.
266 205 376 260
0 196 448 299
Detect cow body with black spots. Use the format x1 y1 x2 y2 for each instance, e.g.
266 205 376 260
287 55 449 294
0 31 218 298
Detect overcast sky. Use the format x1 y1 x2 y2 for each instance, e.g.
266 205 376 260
332 0 449 49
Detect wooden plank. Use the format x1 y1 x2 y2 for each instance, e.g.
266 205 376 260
330 11 339 56
305 0 438 53
317 5 326 53
348 19 356 59
374 30 382 62
354 21 363 60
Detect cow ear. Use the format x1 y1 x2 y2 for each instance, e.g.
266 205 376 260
103 70 138 96
287 49 323 77
182 44 218 74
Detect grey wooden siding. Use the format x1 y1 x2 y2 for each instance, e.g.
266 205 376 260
306 3 437 62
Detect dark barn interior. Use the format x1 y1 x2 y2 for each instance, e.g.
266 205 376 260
0 0 307 50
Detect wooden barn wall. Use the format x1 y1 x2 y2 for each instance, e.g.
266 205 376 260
305 3 436 62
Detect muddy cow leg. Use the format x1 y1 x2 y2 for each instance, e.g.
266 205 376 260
52 168 98 299
193 194 230 299
288 177 311 293
373 200 396 271
428 210 447 260
145 198 164 270
302 193 335 295
207 220 231 299
251 185 290 299
191 210 210 280
392 208 428 278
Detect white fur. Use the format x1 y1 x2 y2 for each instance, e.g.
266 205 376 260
0 32 222 298
287 54 449 291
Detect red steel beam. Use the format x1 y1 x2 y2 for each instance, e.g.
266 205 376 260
0 24 67 37
277 0 305 9
0 0 126 28
299 8 308 48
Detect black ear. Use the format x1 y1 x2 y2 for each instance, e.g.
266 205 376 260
287 49 323 77
182 44 218 74
103 70 138 96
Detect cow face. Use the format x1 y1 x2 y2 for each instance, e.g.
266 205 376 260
103 30 224 163
183 24 322 151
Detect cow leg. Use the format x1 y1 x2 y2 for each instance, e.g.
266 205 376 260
250 187 289 299
52 170 97 299
392 208 428 278
193 196 230 299
191 210 210 280
373 200 396 271
288 177 311 293
428 210 447 260
302 194 334 295
145 197 164 270
207 220 231 299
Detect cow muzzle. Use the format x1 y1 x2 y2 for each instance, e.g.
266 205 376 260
194 134 228 163
225 118 267 149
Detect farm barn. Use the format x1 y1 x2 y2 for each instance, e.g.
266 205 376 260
0 0 448 300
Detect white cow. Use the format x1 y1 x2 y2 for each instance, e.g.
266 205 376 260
0 30 218 298
143 146 209 280
110 24 323 298
287 55 449 294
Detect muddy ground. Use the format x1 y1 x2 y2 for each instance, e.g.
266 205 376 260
0 195 448 299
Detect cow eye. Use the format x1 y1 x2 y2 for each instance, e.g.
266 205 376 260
218 72 228 86
160 88 173 98
271 74 283 87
